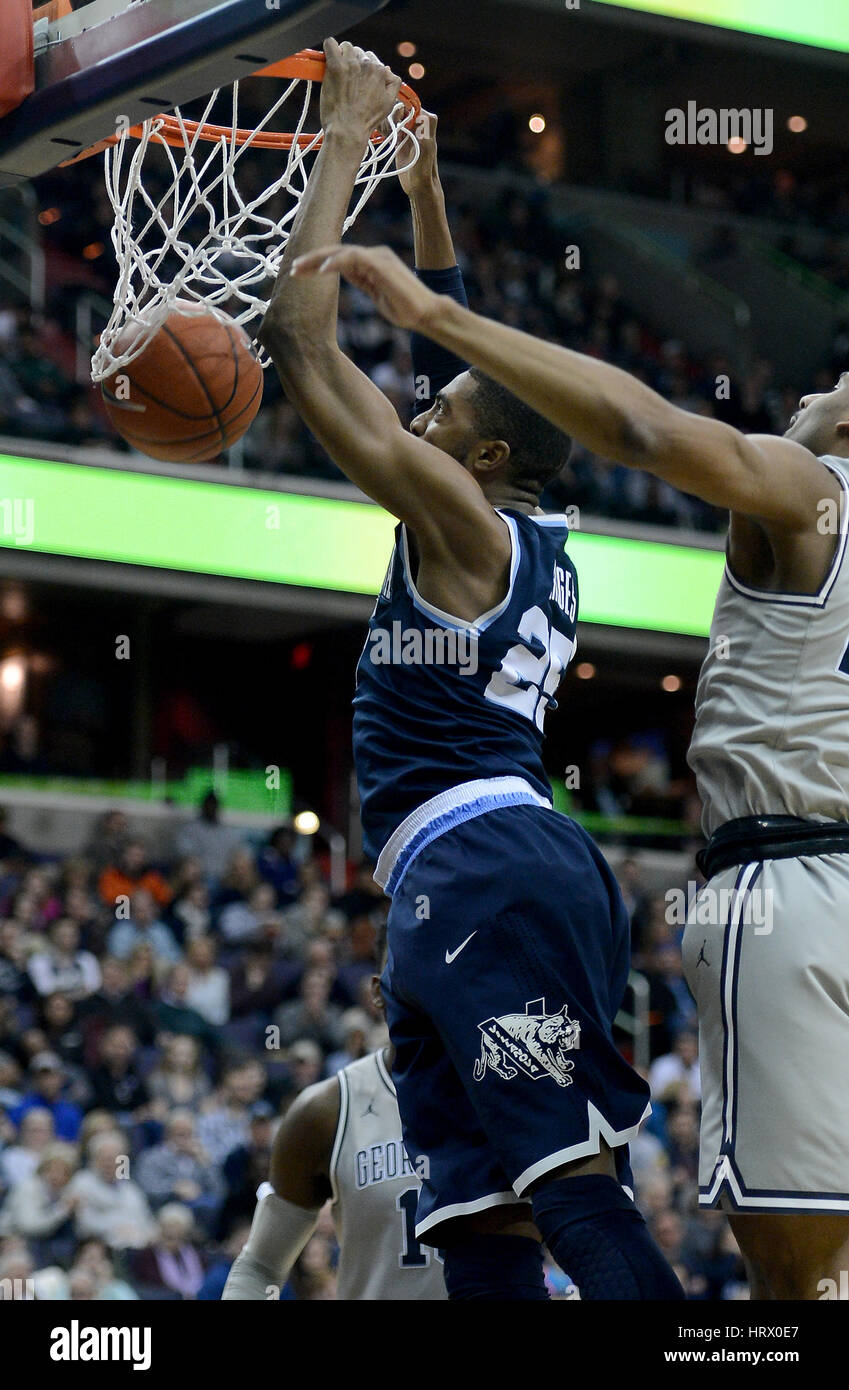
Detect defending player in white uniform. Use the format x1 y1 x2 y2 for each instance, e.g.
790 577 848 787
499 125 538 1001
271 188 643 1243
222 1046 445 1301
290 240 849 1298
686 453 849 1234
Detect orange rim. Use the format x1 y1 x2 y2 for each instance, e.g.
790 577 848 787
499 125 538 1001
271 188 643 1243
59 49 420 166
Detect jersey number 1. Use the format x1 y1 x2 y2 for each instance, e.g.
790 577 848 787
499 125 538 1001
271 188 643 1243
397 1187 429 1268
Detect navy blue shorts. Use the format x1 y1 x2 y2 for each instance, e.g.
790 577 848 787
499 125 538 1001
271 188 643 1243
381 804 651 1240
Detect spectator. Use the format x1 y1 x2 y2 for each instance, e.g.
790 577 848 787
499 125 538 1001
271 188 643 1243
67 1130 156 1249
169 878 212 943
87 1026 150 1123
196 1062 265 1166
228 938 299 1031
0 1107 56 1188
78 956 155 1061
283 1039 323 1101
30 1239 139 1301
62 884 104 950
333 860 384 922
73 1236 139 1300
15 867 63 931
27 919 102 1000
616 856 652 957
126 941 158 999
279 881 345 954
212 847 260 916
135 1110 221 1221
0 1050 22 1111
649 1027 701 1104
274 968 344 1054
108 890 181 966
67 1265 99 1300
153 962 219 1050
184 937 230 1026
77 1110 120 1161
85 811 130 875
256 826 299 904
98 839 172 911
218 881 279 947
335 915 379 1006
663 1103 701 1185
7 1053 83 1141
168 857 206 902
325 1008 372 1076
131 1203 206 1299
294 1225 337 1301
216 1100 275 1233
643 941 697 1057
39 992 87 1073
650 1208 685 1271
146 1035 211 1116
175 792 247 883
0 919 33 1002
0 1141 78 1249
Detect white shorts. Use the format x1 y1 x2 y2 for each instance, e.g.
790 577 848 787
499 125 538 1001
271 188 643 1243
682 853 849 1214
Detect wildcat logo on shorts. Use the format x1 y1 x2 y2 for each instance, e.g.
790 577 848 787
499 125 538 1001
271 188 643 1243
474 998 581 1088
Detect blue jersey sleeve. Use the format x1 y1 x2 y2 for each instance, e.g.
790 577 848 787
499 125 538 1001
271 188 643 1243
411 266 469 413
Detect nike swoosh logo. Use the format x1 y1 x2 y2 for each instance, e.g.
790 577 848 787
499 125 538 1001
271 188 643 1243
445 932 477 965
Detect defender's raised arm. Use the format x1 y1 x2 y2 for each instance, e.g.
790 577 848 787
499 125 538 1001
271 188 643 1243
291 242 842 535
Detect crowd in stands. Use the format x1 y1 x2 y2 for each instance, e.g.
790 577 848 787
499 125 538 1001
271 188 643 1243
0 793 746 1300
3 149 845 534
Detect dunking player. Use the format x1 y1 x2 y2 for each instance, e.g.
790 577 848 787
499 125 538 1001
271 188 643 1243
260 40 683 1301
222 950 446 1300
294 171 849 1300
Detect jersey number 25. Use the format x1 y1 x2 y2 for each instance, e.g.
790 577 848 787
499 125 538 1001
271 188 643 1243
484 605 575 731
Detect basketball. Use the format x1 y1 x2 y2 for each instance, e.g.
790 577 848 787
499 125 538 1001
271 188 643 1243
100 307 264 462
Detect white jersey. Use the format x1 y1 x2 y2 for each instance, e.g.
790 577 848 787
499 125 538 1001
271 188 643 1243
329 1051 446 1301
688 454 849 835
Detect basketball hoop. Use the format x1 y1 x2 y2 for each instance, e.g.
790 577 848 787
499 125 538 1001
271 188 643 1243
62 50 421 382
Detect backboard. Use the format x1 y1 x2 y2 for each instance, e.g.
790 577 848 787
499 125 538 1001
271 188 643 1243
0 0 390 187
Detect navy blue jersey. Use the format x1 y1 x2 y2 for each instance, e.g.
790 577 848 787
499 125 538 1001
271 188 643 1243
353 510 579 861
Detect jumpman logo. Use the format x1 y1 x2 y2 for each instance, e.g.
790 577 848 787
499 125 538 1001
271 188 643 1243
361 1100 377 1118
696 939 710 968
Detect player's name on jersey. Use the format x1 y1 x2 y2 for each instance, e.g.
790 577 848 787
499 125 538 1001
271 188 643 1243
355 1140 428 1189
550 563 577 622
366 621 478 674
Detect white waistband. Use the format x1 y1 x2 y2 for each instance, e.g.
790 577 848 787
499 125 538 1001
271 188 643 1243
374 776 552 894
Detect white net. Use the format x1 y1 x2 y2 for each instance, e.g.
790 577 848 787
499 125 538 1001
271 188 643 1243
91 71 420 382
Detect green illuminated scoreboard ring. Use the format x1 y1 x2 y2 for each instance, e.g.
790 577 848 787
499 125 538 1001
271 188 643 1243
591 0 849 55
0 454 723 638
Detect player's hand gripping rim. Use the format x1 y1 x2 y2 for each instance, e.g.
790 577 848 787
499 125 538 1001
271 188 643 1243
290 244 438 332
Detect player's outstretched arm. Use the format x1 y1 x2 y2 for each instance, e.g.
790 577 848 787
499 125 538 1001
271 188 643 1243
260 38 401 353
260 48 509 582
400 112 471 414
291 244 841 531
221 1078 338 1300
399 111 457 272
